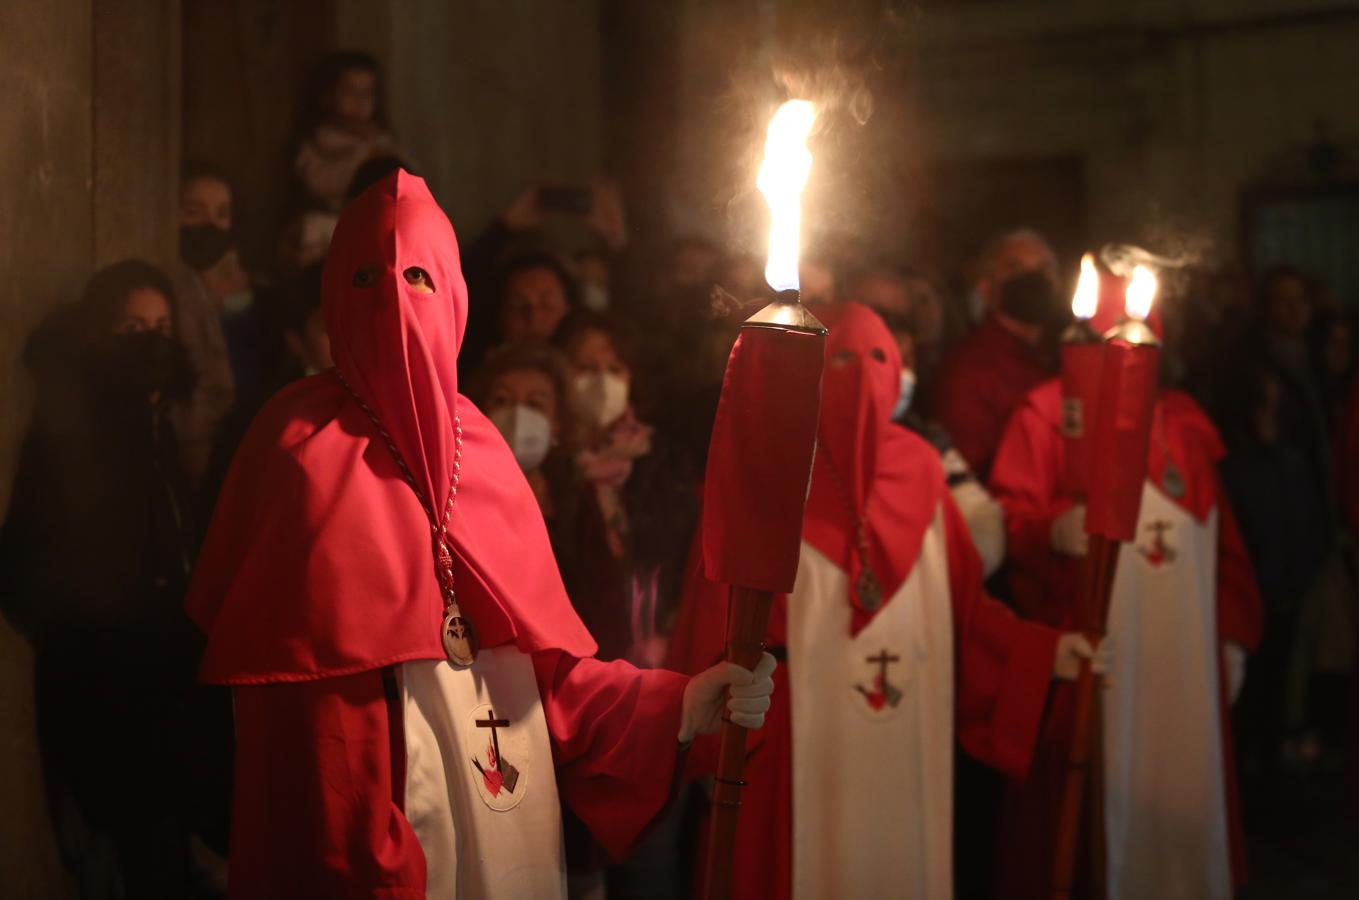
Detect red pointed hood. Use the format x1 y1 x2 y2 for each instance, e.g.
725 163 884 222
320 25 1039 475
325 169 467 514
804 303 945 634
187 172 595 683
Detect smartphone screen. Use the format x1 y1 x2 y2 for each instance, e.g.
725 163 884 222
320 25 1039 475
538 186 593 214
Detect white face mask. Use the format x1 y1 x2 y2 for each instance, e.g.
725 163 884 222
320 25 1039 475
574 371 629 428
222 289 254 315
489 404 552 471
580 282 610 312
892 368 916 421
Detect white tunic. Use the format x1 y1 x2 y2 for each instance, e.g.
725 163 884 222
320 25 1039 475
399 647 566 900
1102 483 1230 900
788 506 955 900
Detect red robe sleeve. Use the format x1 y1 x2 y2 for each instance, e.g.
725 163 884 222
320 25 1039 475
944 491 1062 779
228 671 426 900
532 650 689 860
988 390 1078 628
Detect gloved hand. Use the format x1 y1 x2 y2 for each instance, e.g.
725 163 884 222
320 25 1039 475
1051 504 1089 557
678 652 776 744
1224 642 1247 705
1052 633 1111 681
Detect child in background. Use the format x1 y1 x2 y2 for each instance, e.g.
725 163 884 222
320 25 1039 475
292 51 402 213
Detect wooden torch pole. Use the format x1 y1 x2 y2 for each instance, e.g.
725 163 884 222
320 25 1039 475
1051 534 1120 899
701 586 775 900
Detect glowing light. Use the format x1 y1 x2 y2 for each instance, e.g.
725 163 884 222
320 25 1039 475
1071 253 1099 320
1124 265 1158 320
756 100 817 292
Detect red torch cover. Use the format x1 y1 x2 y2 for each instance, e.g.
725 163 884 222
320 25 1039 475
1085 338 1160 541
702 325 826 593
1059 341 1106 497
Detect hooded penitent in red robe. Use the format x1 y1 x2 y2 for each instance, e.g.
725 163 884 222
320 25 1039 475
666 302 1061 900
186 171 688 898
990 376 1263 900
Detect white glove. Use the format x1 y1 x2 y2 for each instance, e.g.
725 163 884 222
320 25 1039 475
1224 642 1247 705
1053 633 1111 681
678 652 776 744
1051 505 1089 558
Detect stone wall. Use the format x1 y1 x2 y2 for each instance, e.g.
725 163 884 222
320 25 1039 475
0 1 180 892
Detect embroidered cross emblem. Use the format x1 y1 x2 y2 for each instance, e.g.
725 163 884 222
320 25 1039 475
855 649 903 711
1138 520 1177 568
470 708 520 796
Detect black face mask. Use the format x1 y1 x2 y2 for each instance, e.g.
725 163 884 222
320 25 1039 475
96 331 194 402
180 224 234 272
997 270 1068 327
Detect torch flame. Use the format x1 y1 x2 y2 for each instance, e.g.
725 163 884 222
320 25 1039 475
1072 253 1099 320
757 99 817 292
1124 264 1158 320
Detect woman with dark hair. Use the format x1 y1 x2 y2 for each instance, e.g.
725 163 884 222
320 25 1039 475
0 260 224 897
553 311 698 667
496 252 580 347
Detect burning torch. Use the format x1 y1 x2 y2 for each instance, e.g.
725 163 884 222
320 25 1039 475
1052 260 1161 899
698 99 827 900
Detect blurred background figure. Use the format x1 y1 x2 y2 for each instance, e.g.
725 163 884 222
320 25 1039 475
279 262 333 380
459 179 628 371
171 162 239 486
927 228 1064 481
179 161 233 231
0 261 229 899
292 51 401 215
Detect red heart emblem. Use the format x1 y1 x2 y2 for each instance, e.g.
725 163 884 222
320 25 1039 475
867 691 886 711
482 769 503 797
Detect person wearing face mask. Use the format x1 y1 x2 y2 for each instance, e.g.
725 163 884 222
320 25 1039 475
185 172 773 899
555 313 700 664
927 229 1066 481
478 336 685 900
0 260 232 897
474 343 581 538
179 221 281 420
666 302 1104 900
170 162 239 486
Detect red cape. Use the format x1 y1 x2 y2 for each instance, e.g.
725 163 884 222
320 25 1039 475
187 171 594 684
189 174 689 897
989 379 1263 896
666 304 1059 900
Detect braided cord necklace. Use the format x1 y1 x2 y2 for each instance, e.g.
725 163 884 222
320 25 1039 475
819 443 884 611
334 370 478 666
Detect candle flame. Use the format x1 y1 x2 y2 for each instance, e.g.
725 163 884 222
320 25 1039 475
757 100 817 292
1124 265 1157 320
1072 253 1099 320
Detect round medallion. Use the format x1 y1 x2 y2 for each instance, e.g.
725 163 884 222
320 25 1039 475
1162 461 1186 499
442 606 479 667
856 567 883 611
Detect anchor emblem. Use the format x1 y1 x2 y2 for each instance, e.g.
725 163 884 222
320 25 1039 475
854 649 903 711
